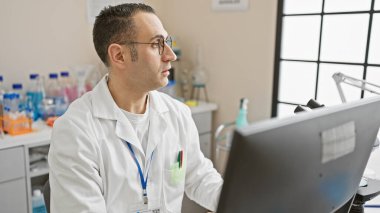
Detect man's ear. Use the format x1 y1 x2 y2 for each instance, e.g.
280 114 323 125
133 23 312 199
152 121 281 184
108 44 128 67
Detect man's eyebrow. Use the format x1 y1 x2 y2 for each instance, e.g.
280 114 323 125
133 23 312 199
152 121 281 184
149 34 166 41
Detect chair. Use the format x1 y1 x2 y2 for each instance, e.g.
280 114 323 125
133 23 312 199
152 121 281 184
214 122 235 175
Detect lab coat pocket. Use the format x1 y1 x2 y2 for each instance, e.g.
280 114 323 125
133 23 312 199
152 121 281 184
163 162 186 212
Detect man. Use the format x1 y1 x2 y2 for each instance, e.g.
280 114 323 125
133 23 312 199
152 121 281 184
48 3 223 213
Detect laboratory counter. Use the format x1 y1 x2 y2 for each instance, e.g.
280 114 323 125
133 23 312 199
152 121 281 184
0 101 217 213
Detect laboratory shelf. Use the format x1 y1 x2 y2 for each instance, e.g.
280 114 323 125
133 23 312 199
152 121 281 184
30 167 49 178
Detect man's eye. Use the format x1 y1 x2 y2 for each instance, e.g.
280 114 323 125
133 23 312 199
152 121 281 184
152 42 160 48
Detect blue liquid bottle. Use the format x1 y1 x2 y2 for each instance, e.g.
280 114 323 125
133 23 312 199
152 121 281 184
26 74 44 120
32 189 47 213
235 98 249 128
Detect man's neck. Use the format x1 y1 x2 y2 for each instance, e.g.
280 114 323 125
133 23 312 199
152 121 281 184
107 74 148 114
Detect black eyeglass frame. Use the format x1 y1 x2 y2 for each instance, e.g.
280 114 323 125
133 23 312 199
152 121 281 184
123 36 173 55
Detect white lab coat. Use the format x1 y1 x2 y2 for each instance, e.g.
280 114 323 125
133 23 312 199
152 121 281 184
48 75 223 213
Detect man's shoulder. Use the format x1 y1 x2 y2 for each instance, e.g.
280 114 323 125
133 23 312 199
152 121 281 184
66 92 92 114
56 92 94 125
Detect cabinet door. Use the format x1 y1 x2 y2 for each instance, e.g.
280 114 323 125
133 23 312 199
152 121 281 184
0 178 28 213
199 133 211 159
0 146 25 183
192 112 212 134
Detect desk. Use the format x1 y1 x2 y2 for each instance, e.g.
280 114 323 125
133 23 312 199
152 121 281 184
0 122 50 213
0 102 217 213
364 147 380 212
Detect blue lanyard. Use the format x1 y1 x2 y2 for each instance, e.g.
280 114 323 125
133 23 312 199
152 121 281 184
126 142 155 204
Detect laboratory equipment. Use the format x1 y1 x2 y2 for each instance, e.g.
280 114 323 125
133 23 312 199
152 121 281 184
190 46 209 102
333 72 380 148
60 71 78 103
26 74 45 121
235 98 249 128
46 73 64 98
2 93 32 135
32 189 47 213
217 96 380 213
333 72 380 103
0 75 6 137
45 73 68 117
12 83 25 111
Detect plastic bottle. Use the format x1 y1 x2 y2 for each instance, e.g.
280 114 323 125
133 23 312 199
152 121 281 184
32 189 47 213
0 76 6 131
60 71 78 103
46 73 68 117
7 93 23 134
26 74 45 121
2 93 11 130
0 76 6 98
12 83 25 113
46 73 62 97
235 98 249 128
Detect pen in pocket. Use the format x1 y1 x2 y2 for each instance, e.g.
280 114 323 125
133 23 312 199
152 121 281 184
177 150 183 168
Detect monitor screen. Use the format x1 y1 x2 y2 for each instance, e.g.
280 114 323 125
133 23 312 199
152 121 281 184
217 96 380 213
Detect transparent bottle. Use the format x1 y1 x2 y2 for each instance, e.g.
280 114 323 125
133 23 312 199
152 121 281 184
26 74 45 121
0 76 6 98
9 93 20 121
32 189 47 213
60 71 78 103
46 73 67 117
235 98 249 128
12 83 25 114
46 73 62 97
2 93 11 130
0 76 6 131
192 46 207 87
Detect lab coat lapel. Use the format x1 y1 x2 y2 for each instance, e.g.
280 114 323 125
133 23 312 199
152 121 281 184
91 74 144 154
145 110 167 159
115 115 144 154
145 91 169 158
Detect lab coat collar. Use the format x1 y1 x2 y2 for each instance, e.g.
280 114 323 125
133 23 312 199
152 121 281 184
92 74 120 120
91 74 169 155
92 74 169 119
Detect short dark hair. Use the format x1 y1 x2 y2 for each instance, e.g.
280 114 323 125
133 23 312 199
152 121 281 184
93 3 155 66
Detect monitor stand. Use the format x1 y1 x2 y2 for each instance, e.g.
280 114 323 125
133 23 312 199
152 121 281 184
350 178 380 213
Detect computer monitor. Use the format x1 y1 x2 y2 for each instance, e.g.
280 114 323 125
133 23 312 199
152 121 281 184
217 96 380 213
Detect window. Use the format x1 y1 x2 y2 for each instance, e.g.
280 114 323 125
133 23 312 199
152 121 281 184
272 0 380 117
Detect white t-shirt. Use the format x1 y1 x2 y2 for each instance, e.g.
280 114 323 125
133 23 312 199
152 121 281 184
121 98 150 156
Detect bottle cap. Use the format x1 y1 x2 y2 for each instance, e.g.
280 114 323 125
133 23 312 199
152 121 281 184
33 189 42 196
30 74 39 79
240 98 249 110
60 71 69 77
49 73 58 79
0 76 3 81
7 93 16 99
3 93 10 99
12 83 23 90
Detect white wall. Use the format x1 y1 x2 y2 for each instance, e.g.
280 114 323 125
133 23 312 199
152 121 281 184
0 0 100 89
0 0 278 125
157 0 278 125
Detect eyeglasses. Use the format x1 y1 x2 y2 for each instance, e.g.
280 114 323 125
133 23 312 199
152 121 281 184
124 36 173 55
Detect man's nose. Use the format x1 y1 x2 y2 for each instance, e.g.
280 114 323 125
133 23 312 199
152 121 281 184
162 43 177 62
